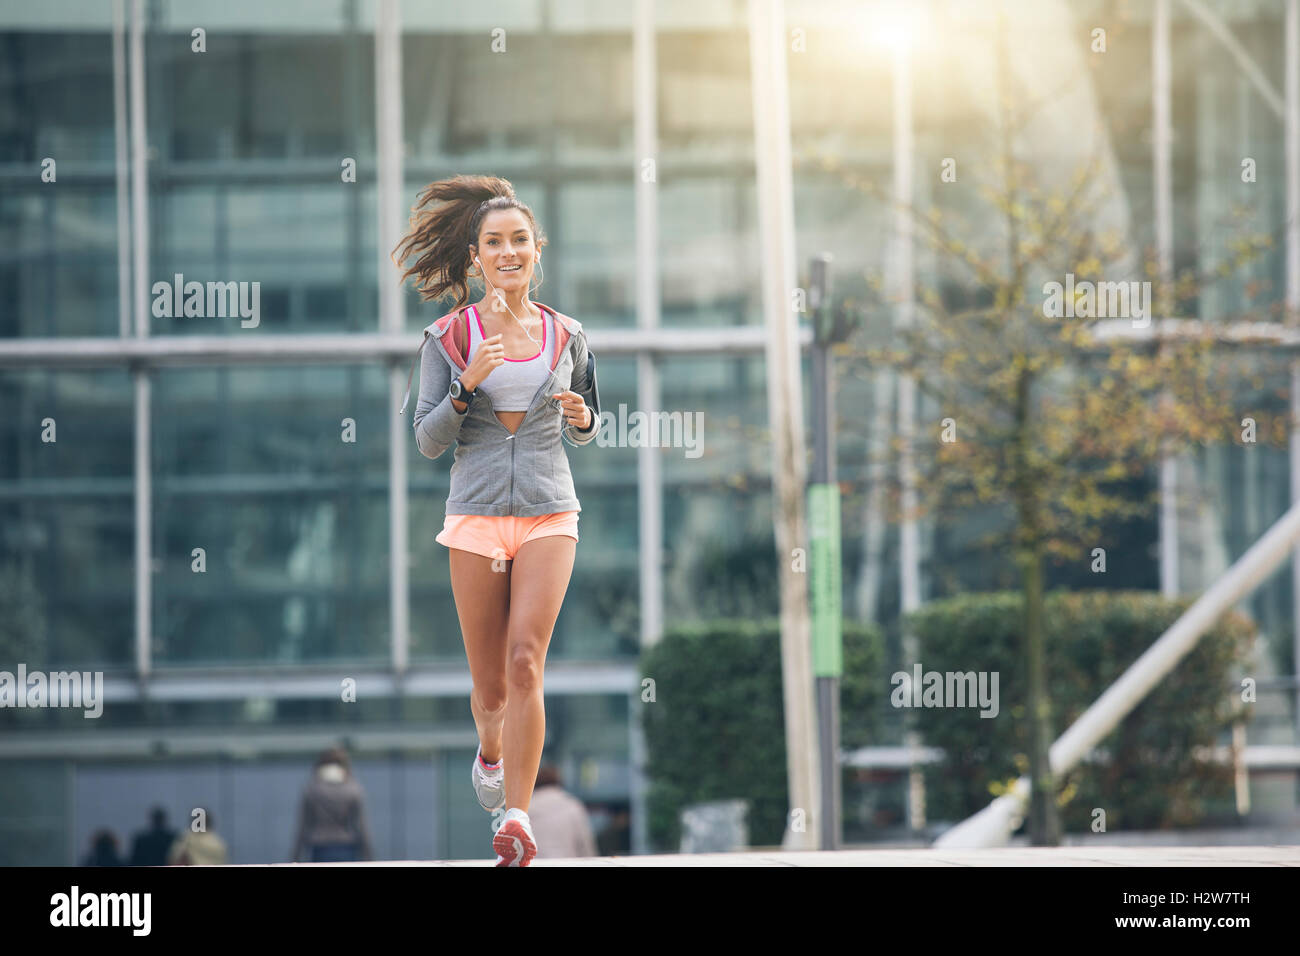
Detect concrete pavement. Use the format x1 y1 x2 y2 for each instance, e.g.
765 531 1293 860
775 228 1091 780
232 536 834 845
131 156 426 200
261 846 1300 866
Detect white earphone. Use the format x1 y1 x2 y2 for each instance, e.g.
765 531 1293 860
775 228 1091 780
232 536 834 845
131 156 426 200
475 255 542 349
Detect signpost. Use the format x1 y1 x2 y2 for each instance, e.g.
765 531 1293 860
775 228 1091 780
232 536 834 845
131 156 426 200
809 254 844 851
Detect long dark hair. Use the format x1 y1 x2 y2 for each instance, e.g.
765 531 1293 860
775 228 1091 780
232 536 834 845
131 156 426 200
390 174 547 310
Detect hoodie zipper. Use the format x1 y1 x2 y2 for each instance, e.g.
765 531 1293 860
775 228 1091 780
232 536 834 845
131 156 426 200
506 349 565 512
500 317 575 512
470 383 521 511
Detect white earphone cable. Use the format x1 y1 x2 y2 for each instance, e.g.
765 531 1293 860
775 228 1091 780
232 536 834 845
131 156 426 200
476 256 542 349
474 254 564 413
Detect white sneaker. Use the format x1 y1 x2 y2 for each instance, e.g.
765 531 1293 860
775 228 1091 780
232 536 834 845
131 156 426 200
472 745 505 813
493 807 537 867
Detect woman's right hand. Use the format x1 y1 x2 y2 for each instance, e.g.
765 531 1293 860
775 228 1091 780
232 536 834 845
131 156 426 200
461 332 505 392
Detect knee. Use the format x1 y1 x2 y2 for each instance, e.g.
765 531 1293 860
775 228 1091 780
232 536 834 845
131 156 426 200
473 682 508 713
506 645 543 693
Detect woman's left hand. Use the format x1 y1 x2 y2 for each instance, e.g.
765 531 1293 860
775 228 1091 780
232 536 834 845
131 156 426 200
552 390 592 430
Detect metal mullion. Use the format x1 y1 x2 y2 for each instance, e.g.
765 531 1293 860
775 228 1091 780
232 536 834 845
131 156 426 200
375 0 409 677
129 0 152 683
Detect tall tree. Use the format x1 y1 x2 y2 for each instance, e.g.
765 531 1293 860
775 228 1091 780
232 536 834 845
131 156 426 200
815 14 1278 844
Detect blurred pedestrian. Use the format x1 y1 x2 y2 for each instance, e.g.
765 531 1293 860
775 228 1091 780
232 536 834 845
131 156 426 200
596 806 631 857
527 763 597 860
128 806 176 866
167 807 228 865
292 746 375 862
80 829 124 866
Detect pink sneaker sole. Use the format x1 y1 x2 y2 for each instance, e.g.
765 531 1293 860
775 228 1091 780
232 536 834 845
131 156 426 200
493 819 536 867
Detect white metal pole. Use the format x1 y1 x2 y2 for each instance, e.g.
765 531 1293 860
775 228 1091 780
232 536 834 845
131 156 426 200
376 0 410 676
129 0 148 341
631 0 660 857
895 44 918 627
892 34 925 832
0 326 801 367
635 0 663 657
748 0 819 850
1054 499 1300 770
1285 0 1300 739
1180 0 1285 116
376 0 405 337
129 0 151 681
112 0 130 338
856 370 892 623
1154 0 1178 599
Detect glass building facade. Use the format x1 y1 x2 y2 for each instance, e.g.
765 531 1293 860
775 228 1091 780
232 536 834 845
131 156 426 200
2 0 1298 864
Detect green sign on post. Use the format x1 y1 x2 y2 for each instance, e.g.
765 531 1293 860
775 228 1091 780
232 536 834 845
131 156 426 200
808 481 842 677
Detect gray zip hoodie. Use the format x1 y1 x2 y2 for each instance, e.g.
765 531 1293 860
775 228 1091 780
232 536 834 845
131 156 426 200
400 302 599 517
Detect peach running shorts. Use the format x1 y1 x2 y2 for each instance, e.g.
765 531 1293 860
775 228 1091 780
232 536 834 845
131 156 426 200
435 511 579 561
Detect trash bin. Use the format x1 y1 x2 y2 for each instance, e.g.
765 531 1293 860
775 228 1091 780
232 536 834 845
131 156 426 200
678 799 749 853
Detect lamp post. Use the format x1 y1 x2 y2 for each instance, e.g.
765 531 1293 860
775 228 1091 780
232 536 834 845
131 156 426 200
809 254 842 851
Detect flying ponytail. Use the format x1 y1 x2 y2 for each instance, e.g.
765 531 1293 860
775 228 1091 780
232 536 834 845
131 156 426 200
390 174 547 310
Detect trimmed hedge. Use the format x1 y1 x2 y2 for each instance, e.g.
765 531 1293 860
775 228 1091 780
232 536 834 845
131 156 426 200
640 616 885 852
639 591 1253 848
905 590 1255 831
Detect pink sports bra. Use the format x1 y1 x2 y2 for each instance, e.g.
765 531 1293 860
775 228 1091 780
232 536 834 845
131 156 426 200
465 304 556 411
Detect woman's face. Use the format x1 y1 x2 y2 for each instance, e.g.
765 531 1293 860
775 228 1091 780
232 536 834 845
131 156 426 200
472 209 537 296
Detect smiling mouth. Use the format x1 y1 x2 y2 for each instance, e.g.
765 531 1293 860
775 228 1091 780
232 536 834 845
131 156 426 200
497 265 522 273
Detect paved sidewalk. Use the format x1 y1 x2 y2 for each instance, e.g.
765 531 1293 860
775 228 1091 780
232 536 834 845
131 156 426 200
264 846 1300 866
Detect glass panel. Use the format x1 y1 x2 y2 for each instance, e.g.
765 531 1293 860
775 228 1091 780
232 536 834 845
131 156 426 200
399 10 636 331
152 364 389 665
659 353 775 624
0 28 119 338
656 9 757 328
146 1 378 334
0 368 134 668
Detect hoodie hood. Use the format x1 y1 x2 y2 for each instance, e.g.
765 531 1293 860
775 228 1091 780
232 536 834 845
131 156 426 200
401 301 583 414
426 301 581 373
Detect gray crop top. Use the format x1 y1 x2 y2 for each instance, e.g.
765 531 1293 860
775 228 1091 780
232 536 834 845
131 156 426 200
464 304 556 411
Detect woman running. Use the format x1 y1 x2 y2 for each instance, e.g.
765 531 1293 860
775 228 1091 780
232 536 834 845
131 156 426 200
393 175 600 866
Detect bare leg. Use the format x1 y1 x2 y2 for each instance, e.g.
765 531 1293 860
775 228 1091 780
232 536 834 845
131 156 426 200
448 549 512 763
501 534 576 812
